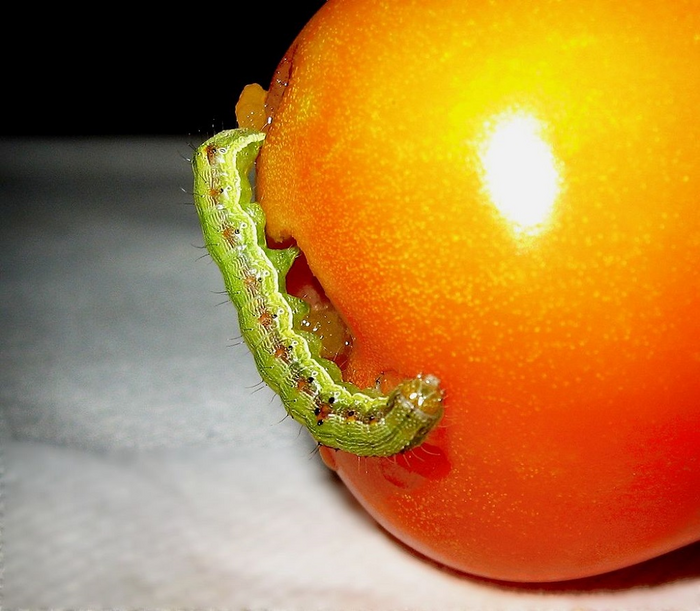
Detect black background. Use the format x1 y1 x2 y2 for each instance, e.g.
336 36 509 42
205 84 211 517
2 2 326 138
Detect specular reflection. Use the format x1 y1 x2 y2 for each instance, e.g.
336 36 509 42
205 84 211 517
479 111 562 238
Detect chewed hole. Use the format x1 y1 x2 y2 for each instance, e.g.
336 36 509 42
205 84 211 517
285 251 354 370
235 42 297 132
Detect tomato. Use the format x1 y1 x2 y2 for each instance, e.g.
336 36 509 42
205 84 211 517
248 0 700 582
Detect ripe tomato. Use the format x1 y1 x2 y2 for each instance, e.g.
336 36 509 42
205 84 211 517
249 0 700 582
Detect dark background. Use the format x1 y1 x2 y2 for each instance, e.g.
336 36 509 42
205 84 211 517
2 2 326 138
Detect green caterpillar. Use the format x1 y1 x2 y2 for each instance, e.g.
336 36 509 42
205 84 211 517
192 128 444 456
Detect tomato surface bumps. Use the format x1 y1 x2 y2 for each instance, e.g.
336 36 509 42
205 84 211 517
253 0 700 582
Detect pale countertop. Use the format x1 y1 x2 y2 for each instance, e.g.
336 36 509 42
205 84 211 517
1 137 699 610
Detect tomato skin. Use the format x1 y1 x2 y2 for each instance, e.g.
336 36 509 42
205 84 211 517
256 0 700 582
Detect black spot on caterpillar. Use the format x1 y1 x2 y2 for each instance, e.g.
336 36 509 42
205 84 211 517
192 128 444 456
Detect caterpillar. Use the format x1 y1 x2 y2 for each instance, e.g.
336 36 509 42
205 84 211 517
191 128 445 456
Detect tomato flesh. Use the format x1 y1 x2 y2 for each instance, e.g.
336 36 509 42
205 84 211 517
253 0 700 581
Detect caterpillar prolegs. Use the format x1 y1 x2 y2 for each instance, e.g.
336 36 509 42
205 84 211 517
192 128 444 456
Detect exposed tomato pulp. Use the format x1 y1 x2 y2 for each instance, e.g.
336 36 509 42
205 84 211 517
248 0 700 581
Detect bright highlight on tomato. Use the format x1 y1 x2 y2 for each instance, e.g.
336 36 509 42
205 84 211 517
479 112 561 235
243 0 700 582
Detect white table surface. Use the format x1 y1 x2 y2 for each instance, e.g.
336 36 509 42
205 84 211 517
1 138 699 610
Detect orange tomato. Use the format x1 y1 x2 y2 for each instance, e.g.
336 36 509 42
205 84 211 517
250 0 700 582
